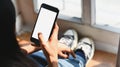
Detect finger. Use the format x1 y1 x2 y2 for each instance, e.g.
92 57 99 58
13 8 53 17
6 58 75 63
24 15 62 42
63 48 76 58
38 33 46 45
70 50 76 58
59 52 69 58
50 23 59 40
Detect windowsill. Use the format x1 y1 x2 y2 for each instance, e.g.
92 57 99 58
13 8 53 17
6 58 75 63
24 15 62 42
93 24 120 34
58 14 81 23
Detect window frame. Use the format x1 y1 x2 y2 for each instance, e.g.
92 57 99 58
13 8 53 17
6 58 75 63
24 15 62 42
83 1 119 66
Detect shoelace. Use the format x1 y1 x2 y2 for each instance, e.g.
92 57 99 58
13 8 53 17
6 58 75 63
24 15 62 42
78 41 92 60
59 35 74 48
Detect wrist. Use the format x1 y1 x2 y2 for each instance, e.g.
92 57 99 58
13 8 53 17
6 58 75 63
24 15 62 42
48 56 58 67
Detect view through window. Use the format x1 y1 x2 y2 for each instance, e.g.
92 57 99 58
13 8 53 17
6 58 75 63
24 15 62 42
95 0 120 29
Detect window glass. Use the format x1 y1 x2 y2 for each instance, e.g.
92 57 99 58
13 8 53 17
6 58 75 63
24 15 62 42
33 0 82 18
95 0 120 28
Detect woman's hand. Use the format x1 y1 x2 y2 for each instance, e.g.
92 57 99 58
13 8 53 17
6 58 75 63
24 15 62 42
58 43 76 59
38 23 59 67
38 23 76 67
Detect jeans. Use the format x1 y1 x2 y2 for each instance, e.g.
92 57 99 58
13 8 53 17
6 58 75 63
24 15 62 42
29 50 86 67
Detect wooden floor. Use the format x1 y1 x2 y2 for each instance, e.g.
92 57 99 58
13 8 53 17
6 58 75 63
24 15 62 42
16 32 117 67
86 50 117 67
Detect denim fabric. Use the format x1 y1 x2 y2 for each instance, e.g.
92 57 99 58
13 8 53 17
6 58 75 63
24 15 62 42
29 50 86 67
28 51 47 67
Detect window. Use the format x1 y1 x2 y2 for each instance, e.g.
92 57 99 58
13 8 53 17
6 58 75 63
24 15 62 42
33 0 82 18
95 0 120 29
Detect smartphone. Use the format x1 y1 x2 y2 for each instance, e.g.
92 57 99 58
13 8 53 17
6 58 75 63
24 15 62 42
30 3 59 45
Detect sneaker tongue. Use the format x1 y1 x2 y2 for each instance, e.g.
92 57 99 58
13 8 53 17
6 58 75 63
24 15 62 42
59 35 74 48
80 42 92 60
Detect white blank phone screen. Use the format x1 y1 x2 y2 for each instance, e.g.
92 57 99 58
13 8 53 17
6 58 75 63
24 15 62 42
32 8 57 41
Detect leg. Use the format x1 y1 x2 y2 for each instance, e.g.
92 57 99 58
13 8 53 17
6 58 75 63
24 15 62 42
58 37 95 67
28 50 48 67
58 50 86 67
58 29 95 67
58 29 86 67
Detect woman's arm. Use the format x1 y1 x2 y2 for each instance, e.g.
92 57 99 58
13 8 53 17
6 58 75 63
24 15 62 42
20 43 41 55
18 40 41 55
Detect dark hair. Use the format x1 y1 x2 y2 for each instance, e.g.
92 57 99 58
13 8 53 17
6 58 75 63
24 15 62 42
0 0 20 55
0 0 39 67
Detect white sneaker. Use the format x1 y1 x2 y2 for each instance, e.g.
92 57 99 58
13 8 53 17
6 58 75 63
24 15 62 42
59 29 78 50
75 37 95 64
